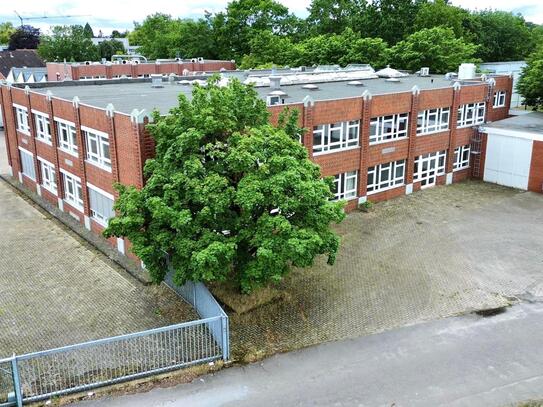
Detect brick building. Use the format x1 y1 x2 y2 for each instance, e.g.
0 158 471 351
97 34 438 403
0 68 513 258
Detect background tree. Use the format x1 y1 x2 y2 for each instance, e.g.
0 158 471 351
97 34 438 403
104 77 345 293
83 22 94 38
305 0 368 36
38 25 99 62
98 39 125 60
365 0 425 45
413 0 471 39
517 46 543 109
0 22 16 44
111 30 129 38
8 25 40 50
390 27 479 73
240 30 299 68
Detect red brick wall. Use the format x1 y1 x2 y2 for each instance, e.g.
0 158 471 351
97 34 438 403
528 140 543 193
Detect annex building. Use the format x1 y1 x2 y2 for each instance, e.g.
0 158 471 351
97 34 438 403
0 64 513 259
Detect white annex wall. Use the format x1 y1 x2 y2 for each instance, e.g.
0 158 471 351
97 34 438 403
484 133 533 190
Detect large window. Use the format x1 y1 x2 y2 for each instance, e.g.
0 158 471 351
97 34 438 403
493 91 506 108
414 150 446 188
313 120 359 154
61 170 83 211
84 127 111 171
331 171 358 200
13 104 30 134
19 147 35 180
87 183 115 226
369 113 408 144
38 157 57 194
457 102 485 128
417 107 450 135
367 160 405 194
453 145 470 171
33 111 52 144
56 119 78 156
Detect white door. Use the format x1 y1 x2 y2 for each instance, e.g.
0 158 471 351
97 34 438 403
484 133 533 190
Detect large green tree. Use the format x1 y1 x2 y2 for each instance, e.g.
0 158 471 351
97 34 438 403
8 25 40 50
97 39 125 60
365 0 425 45
517 46 543 109
305 0 368 36
104 77 345 293
390 27 479 73
38 25 98 61
0 22 16 45
413 0 471 39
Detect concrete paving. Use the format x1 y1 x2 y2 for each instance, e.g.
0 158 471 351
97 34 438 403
80 301 543 407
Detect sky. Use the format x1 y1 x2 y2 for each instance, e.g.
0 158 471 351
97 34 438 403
1 0 542 35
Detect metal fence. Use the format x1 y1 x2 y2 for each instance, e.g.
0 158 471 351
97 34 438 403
1 279 229 407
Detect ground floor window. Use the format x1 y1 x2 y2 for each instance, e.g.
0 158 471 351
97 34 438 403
88 184 115 226
19 148 35 180
332 171 358 201
38 158 57 195
453 145 470 171
62 171 83 211
367 160 405 194
414 150 446 188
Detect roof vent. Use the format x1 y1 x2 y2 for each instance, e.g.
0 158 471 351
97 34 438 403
269 75 282 89
385 78 401 82
151 74 163 88
178 80 191 85
302 84 319 90
420 67 430 76
347 80 364 86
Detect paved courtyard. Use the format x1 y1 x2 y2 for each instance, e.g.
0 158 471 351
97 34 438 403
231 181 543 359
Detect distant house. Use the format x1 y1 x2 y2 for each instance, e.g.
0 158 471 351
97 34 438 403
0 49 45 81
5 67 47 83
479 61 526 108
90 37 140 56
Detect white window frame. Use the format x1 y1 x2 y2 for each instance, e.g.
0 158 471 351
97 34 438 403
313 120 360 155
37 157 57 195
32 110 52 145
60 169 84 211
417 107 450 135
87 182 115 226
55 118 78 156
367 160 405 194
332 171 358 201
18 146 36 180
453 145 470 171
413 150 447 188
83 126 111 171
13 104 30 135
457 102 486 128
369 113 409 144
493 91 506 108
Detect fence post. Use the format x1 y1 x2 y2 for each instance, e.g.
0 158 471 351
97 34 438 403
10 354 22 407
221 316 229 361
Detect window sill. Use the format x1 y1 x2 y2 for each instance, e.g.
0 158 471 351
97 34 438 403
63 199 84 213
416 129 449 137
91 216 108 227
367 183 405 196
22 173 36 182
17 129 31 136
58 148 79 158
36 138 53 146
41 185 58 196
85 160 112 173
369 136 408 146
453 166 470 172
313 145 360 157
457 123 484 129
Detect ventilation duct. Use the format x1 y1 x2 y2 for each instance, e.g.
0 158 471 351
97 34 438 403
151 74 163 88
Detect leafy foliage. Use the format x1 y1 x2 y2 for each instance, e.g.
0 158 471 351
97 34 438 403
0 22 16 45
104 77 345 293
517 46 543 109
38 25 99 62
83 23 94 38
97 39 126 61
8 25 40 50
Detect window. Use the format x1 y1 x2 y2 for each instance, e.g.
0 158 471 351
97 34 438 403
493 91 506 108
417 107 450 135
33 111 52 144
61 170 83 210
453 145 470 171
87 184 115 226
19 147 35 180
13 104 30 134
84 128 111 171
331 171 358 200
367 160 405 194
313 120 359 154
266 95 285 106
56 119 78 156
38 158 57 194
457 102 485 128
414 150 446 188
369 113 408 144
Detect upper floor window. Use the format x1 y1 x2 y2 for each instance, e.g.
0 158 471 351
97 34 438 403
84 127 111 171
61 170 83 211
33 111 52 144
313 120 359 155
56 119 78 156
331 171 358 201
457 102 485 128
13 104 30 134
38 157 57 195
453 145 470 171
87 183 115 226
493 91 506 108
369 113 408 144
367 159 405 194
417 107 450 135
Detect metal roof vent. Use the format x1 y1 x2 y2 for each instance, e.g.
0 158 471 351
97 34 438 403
151 74 163 88
178 80 191 85
269 75 282 89
420 67 430 76
302 84 319 90
385 78 401 83
347 80 364 86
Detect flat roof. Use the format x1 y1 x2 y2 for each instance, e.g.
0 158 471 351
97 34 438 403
29 74 489 115
484 112 543 135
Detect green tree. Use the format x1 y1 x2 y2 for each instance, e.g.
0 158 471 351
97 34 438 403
0 22 16 44
413 0 471 39
104 77 345 293
340 37 390 67
83 22 94 38
305 0 368 36
517 46 543 109
111 29 128 38
129 14 179 59
390 27 479 73
8 25 40 50
37 25 99 62
365 0 425 45
240 30 299 68
98 39 125 60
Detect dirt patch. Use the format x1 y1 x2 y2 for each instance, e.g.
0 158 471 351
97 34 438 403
209 281 290 314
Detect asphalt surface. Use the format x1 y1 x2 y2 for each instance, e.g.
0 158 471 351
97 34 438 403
80 302 543 407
